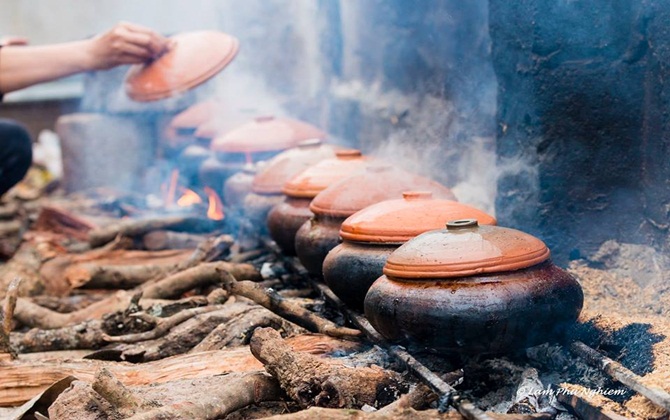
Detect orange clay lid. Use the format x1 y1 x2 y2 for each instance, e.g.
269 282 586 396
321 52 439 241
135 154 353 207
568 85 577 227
340 192 496 243
252 139 338 195
125 31 239 102
282 149 368 198
383 219 550 279
210 116 327 153
170 100 223 130
309 165 457 218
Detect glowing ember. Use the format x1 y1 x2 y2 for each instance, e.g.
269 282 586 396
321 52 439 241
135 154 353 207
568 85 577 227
177 188 203 207
204 186 225 220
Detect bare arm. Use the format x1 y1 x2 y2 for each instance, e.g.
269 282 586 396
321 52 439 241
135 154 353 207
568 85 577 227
0 22 170 93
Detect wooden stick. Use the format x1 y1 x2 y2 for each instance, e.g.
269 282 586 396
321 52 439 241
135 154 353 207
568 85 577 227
220 271 361 339
14 262 259 329
125 372 282 420
569 341 670 412
93 367 149 417
550 384 628 420
88 216 222 247
0 334 352 406
142 230 210 251
250 327 401 409
0 277 21 358
11 320 107 353
102 304 227 343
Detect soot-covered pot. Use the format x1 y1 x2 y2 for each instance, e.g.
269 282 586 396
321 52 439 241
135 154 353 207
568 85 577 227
364 219 584 354
295 165 456 276
244 139 337 225
223 163 259 210
323 192 496 309
267 149 368 255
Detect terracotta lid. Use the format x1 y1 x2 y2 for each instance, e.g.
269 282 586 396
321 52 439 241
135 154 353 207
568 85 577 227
252 140 338 195
383 219 551 279
282 149 368 198
309 165 457 218
340 192 496 243
170 100 223 130
126 31 239 102
210 116 327 153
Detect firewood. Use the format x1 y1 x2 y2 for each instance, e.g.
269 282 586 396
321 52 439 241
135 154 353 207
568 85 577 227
142 230 219 251
220 272 361 339
191 306 309 352
33 205 96 241
65 262 181 289
0 278 21 358
92 367 151 417
0 201 19 219
0 334 357 406
11 320 107 353
250 327 405 409
569 341 670 412
0 242 47 299
88 215 222 247
125 372 282 420
14 262 260 329
0 219 22 237
101 304 228 343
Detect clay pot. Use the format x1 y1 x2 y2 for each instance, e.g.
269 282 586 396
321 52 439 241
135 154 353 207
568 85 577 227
223 163 258 209
125 31 239 102
210 116 327 182
295 165 456 276
244 139 337 225
364 219 584 354
267 149 368 255
323 192 496 309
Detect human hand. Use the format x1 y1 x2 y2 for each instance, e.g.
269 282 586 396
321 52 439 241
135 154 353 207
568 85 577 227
86 21 171 70
0 36 29 47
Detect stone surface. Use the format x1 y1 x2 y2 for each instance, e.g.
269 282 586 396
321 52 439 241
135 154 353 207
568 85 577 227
490 0 670 264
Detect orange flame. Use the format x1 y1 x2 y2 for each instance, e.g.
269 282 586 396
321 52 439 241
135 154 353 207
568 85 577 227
164 169 180 206
177 188 203 207
203 186 224 220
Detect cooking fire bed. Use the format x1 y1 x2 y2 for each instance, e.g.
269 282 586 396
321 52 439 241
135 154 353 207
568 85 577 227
0 194 668 420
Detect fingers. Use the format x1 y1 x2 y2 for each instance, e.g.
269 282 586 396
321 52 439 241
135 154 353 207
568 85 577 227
117 21 170 58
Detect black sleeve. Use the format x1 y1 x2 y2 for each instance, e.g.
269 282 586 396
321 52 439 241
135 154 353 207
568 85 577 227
0 44 3 101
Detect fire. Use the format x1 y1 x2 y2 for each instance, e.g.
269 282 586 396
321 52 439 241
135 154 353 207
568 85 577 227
177 188 203 207
165 169 180 206
203 186 225 220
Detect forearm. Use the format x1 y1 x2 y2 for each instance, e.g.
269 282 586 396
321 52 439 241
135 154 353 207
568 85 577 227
0 40 96 93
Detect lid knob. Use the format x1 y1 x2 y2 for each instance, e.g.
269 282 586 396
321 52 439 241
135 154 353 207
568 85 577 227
255 115 276 123
446 219 478 230
335 149 362 159
298 138 323 148
403 191 433 200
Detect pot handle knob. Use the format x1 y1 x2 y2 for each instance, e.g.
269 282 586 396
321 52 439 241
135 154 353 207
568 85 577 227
446 219 478 229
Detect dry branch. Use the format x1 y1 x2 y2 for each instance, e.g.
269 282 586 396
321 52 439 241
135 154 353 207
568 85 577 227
0 278 21 358
11 320 106 353
88 215 221 247
142 230 214 250
250 327 404 409
1 334 355 406
220 272 361 339
569 340 670 412
125 372 282 420
102 304 227 344
14 261 259 329
92 367 151 417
